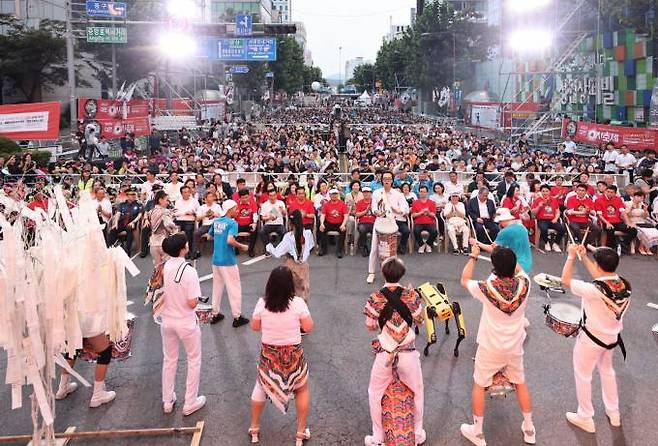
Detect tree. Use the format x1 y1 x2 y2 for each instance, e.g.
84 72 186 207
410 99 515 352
597 0 655 33
349 63 376 92
302 65 325 92
0 15 69 102
268 36 306 95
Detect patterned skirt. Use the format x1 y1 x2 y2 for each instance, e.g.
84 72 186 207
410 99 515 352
382 368 415 446
637 226 658 248
257 343 309 414
283 256 310 302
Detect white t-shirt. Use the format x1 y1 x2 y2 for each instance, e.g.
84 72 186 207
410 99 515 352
467 273 530 355
161 258 201 325
260 200 285 226
570 276 627 344
174 197 199 222
92 197 112 223
615 153 637 170
444 181 463 197
164 181 183 203
252 296 310 346
197 203 222 226
602 150 619 172
371 187 409 222
564 140 576 154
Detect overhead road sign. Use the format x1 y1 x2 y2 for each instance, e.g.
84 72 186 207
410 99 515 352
86 1 127 18
201 37 277 61
235 14 252 36
86 26 127 43
228 65 250 74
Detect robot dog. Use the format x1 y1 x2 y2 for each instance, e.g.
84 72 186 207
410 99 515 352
416 282 466 357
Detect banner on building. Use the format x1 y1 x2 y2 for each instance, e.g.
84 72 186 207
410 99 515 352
470 104 499 130
561 118 658 151
93 117 151 138
0 102 61 140
78 97 151 120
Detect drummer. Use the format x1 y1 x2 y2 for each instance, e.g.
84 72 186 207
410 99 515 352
560 245 631 433
459 244 536 446
159 233 206 416
366 170 409 284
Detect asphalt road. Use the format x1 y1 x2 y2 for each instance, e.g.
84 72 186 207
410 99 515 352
1 248 657 446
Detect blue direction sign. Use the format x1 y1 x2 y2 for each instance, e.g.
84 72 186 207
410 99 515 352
229 66 250 74
201 38 277 61
265 72 274 78
235 14 252 36
86 1 127 18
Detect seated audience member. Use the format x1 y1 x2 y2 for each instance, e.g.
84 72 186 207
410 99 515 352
595 184 637 253
411 185 438 253
259 188 287 247
467 187 499 243
565 183 600 246
443 192 470 255
192 191 222 259
355 187 376 257
287 186 316 230
318 189 349 258
532 184 565 252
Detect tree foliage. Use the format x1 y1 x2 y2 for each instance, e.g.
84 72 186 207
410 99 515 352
348 63 376 92
373 1 494 95
0 15 69 102
597 0 656 33
268 36 305 95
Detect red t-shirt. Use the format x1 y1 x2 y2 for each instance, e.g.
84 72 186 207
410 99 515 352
501 196 526 219
532 196 559 221
259 192 283 204
411 199 437 225
595 195 625 224
288 198 315 226
236 201 257 226
355 199 375 224
566 195 594 224
232 190 255 202
322 200 348 225
550 185 569 205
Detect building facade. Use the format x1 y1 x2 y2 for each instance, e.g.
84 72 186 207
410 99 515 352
207 0 273 23
345 57 372 83
271 0 290 23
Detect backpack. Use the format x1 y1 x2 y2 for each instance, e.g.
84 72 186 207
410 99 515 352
144 260 190 323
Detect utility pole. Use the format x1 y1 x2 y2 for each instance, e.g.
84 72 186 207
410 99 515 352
65 0 77 126
111 44 117 97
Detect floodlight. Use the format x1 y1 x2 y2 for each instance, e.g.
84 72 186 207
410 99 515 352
506 0 551 14
158 32 198 58
508 29 553 53
166 0 197 19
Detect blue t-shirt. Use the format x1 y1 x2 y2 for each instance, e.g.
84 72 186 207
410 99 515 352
208 216 238 266
495 222 533 274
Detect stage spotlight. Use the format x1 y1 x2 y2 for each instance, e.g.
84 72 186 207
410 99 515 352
508 29 553 53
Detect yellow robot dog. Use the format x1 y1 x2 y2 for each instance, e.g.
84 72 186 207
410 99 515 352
416 282 466 357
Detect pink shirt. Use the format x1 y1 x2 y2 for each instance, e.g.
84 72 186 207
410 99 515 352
161 258 201 324
252 296 310 346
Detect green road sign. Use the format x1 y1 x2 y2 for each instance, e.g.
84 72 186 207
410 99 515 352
86 26 127 43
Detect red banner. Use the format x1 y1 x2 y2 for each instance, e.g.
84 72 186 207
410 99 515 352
561 118 658 151
97 117 151 138
0 101 60 140
78 97 151 120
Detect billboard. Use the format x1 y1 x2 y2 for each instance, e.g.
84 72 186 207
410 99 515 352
0 102 61 140
201 38 277 61
561 118 658 151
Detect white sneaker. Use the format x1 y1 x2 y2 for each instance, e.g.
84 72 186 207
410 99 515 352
183 395 206 416
425 245 432 253
416 429 427 444
366 273 375 284
363 435 383 446
418 244 426 254
607 412 621 427
566 412 595 433
89 390 116 408
544 242 552 252
163 392 176 414
522 422 536 444
55 382 78 400
460 423 486 446
552 243 562 253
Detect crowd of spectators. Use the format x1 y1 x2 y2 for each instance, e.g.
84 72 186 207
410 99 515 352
2 106 658 260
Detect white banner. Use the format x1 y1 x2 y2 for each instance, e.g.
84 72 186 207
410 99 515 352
0 111 50 133
471 104 499 129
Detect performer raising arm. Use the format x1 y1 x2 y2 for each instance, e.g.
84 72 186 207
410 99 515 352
561 245 631 433
459 244 536 446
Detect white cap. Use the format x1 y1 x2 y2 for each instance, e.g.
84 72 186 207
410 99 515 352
493 207 515 223
221 199 237 215
362 186 372 192
329 188 340 195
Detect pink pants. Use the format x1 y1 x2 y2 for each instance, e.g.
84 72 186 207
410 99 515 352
211 265 242 319
367 350 424 443
161 320 201 407
573 332 620 418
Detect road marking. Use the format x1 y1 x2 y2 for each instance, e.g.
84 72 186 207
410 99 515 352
647 302 658 311
243 254 269 266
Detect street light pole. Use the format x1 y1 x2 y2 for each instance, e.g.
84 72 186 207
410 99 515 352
338 46 342 89
66 0 77 126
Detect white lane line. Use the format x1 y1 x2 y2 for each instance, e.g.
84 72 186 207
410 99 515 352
242 254 269 266
647 302 658 311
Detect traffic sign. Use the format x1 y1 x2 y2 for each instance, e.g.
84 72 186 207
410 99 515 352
201 38 277 61
86 1 127 18
86 26 127 43
229 66 250 74
265 72 274 78
235 14 252 36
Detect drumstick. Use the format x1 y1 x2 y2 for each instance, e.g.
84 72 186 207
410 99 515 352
477 255 492 262
563 217 582 260
647 302 658 311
